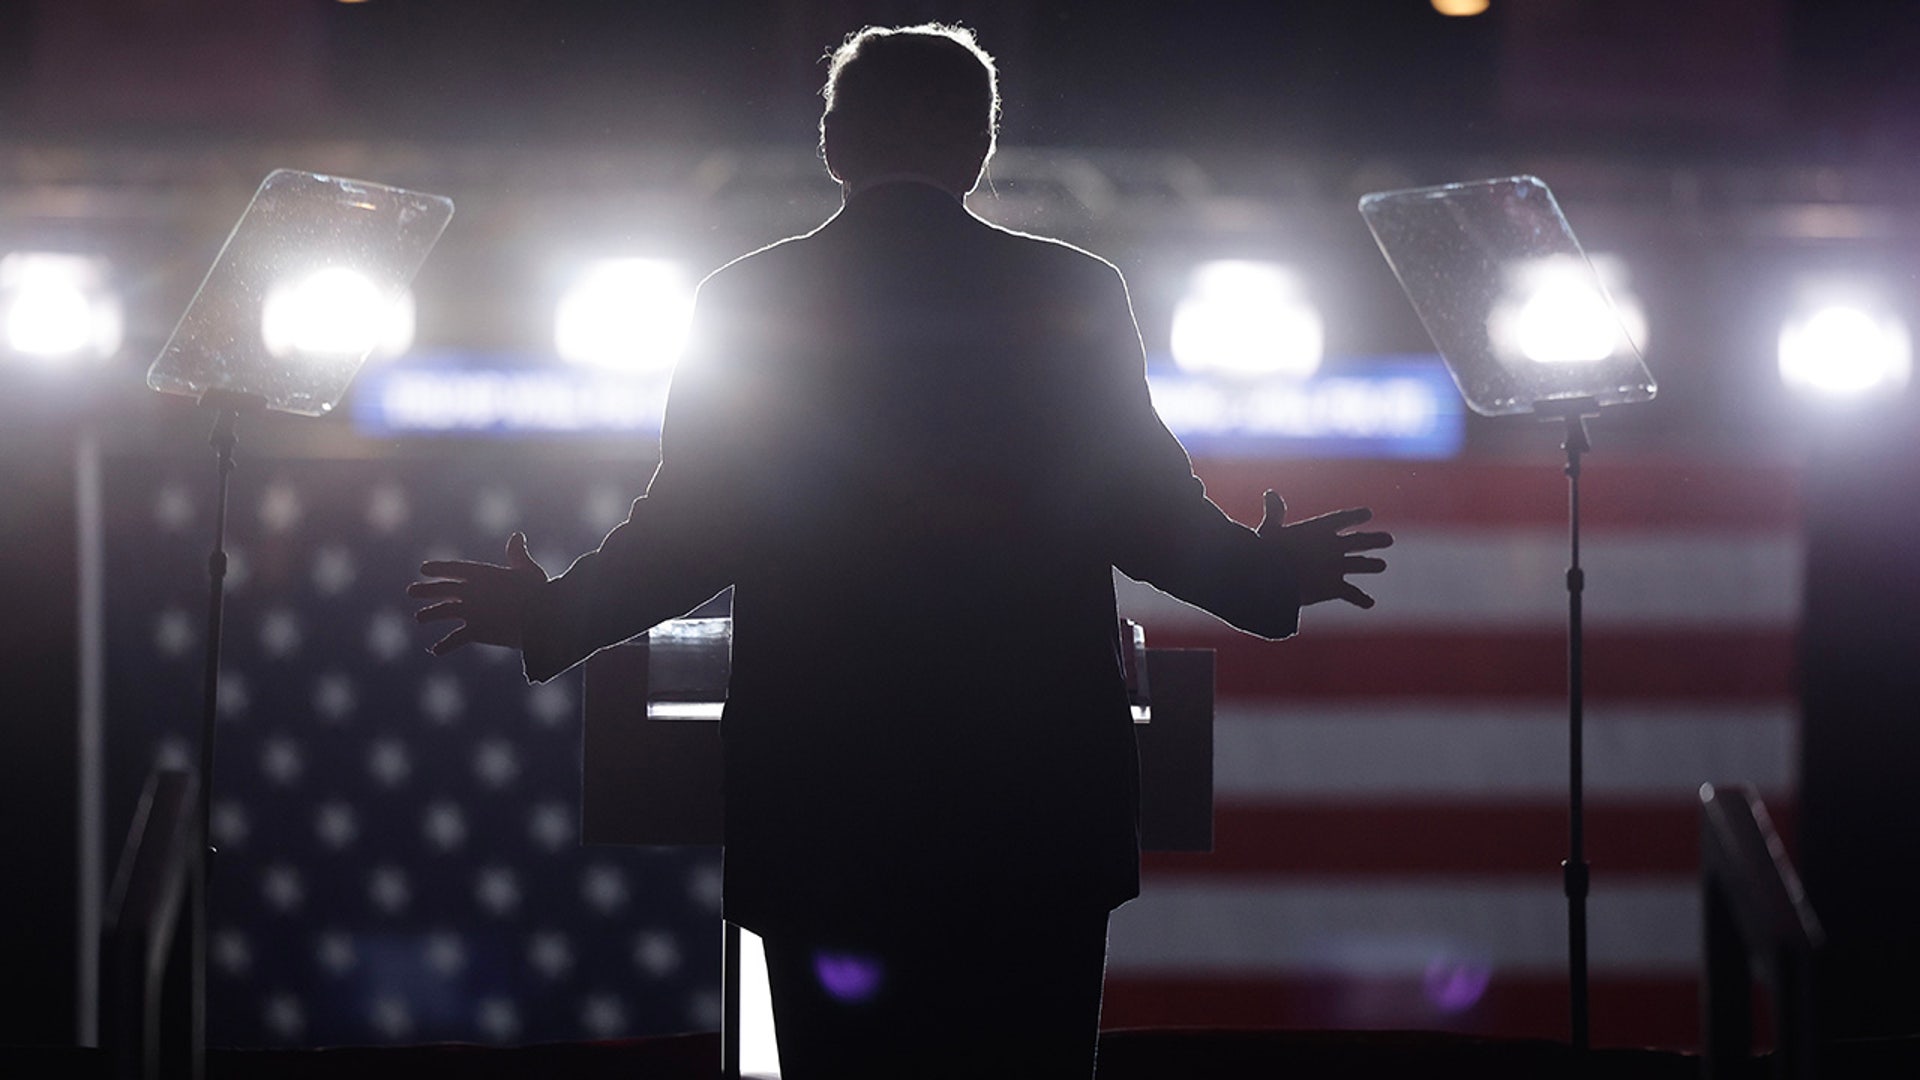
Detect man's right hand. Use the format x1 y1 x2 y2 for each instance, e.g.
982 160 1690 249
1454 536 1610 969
1255 490 1392 609
407 531 549 656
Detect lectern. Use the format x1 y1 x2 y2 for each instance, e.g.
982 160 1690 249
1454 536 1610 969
581 619 1215 1079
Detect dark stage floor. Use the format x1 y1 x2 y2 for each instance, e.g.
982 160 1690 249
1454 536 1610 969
12 1028 1920 1079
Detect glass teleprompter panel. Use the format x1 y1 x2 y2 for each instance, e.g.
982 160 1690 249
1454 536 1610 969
149 169 454 416
1360 175 1655 417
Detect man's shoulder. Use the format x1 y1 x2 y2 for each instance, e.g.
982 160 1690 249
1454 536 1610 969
697 231 817 296
941 218 1131 316
976 216 1122 281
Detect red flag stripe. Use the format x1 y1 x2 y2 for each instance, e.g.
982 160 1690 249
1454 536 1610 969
1148 627 1797 700
1101 973 1709 1050
1142 799 1798 878
1188 456 1801 532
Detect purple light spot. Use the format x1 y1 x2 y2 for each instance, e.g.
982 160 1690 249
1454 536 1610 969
813 951 885 1003
1422 956 1493 1014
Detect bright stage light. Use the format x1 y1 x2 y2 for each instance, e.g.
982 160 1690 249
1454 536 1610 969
1488 254 1646 367
1170 260 1323 379
1432 0 1490 15
1779 302 1911 397
261 267 415 361
0 252 123 362
1512 276 1616 365
555 258 694 373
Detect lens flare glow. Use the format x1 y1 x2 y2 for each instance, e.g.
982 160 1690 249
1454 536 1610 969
261 267 413 360
813 950 885 1003
1423 956 1493 1014
555 258 694 373
1779 304 1911 396
1491 255 1645 366
0 252 123 361
1514 277 1618 364
1171 260 1323 379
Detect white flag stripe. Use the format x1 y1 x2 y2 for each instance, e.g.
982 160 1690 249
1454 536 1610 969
1117 529 1801 630
1212 703 1797 799
1108 879 1698 975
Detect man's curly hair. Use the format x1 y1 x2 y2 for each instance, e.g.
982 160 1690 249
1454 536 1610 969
819 23 999 181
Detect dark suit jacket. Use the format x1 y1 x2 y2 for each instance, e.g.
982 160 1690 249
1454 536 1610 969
523 180 1300 936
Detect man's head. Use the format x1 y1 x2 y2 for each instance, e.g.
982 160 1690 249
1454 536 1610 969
819 24 1000 196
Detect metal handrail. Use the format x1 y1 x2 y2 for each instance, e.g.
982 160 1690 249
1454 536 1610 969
100 768 202 1080
1700 781 1823 1080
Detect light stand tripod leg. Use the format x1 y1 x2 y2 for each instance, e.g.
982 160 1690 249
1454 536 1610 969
1562 411 1592 1056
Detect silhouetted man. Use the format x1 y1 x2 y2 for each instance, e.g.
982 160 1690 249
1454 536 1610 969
411 23 1389 1079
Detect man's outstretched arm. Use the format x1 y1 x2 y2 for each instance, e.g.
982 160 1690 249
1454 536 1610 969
1091 264 1391 635
405 498 731 684
1114 471 1392 640
408 276 747 682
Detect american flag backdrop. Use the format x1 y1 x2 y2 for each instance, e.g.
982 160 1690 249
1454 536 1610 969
103 450 724 1048
1108 454 1801 1050
102 443 1800 1050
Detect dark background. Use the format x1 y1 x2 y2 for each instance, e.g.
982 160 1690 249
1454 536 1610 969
4 0 1919 1050
2 0 1916 158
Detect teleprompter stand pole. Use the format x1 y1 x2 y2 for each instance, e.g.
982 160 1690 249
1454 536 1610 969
189 389 266 1079
1539 396 1599 1058
196 391 266 876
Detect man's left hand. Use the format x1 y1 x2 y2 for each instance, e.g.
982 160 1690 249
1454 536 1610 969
407 531 549 656
1256 490 1393 609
